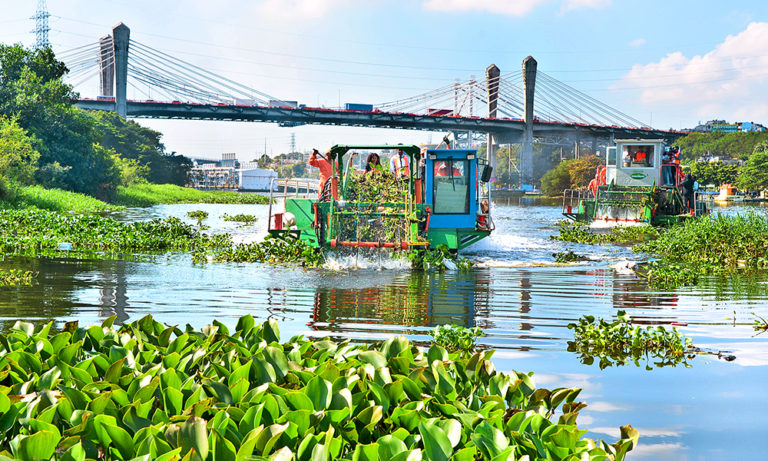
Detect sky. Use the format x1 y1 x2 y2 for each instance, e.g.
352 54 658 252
2 0 768 160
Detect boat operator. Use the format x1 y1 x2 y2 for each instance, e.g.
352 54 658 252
309 148 333 199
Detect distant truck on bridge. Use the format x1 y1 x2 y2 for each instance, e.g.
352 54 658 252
344 103 374 112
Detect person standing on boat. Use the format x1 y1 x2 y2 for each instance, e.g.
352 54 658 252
389 149 410 177
681 173 696 213
364 153 383 173
309 148 333 199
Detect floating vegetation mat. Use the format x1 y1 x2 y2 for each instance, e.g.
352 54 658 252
0 315 639 460
568 311 696 369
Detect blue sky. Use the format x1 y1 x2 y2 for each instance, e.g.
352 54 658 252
2 0 767 159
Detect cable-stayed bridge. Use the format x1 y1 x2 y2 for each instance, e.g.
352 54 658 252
61 23 683 182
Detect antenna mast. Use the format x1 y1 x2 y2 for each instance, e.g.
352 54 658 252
32 0 51 49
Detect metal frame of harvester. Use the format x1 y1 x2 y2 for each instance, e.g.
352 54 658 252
268 144 494 252
562 139 709 226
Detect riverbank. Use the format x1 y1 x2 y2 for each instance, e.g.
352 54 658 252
1 183 271 213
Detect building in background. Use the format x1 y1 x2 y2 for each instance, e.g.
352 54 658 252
693 120 766 133
189 153 276 191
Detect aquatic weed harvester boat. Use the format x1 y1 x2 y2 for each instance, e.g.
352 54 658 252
268 144 494 253
562 139 709 226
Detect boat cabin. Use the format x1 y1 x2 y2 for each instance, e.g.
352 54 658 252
605 139 670 187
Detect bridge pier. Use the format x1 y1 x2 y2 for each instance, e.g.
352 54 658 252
113 23 130 117
521 56 537 186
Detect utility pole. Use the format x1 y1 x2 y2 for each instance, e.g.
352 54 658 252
32 0 50 49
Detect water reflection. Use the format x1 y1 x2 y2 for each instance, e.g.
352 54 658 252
310 270 489 332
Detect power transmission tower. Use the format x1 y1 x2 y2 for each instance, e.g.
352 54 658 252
32 0 51 49
290 133 296 154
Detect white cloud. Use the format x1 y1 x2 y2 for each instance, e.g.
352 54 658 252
619 22 768 123
560 0 611 13
422 0 549 16
629 38 646 47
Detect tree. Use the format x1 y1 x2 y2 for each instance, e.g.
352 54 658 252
737 142 768 191
540 155 603 196
540 161 571 196
675 131 768 161
0 116 39 184
566 155 603 189
685 161 739 187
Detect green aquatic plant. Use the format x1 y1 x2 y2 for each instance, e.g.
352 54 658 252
0 269 35 286
637 261 702 290
187 210 209 227
552 250 587 263
429 324 484 352
408 245 473 271
552 222 658 245
197 235 324 267
0 315 639 460
568 311 695 370
221 213 258 224
0 209 230 257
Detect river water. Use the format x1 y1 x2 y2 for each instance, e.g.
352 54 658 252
1 201 767 461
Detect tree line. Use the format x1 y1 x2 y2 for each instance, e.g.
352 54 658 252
0 44 192 201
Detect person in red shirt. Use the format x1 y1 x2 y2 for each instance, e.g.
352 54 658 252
308 149 333 198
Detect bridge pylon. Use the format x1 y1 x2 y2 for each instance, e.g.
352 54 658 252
521 56 537 186
485 64 500 173
113 23 130 117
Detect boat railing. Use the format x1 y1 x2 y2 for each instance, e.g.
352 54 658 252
268 178 320 232
562 189 593 216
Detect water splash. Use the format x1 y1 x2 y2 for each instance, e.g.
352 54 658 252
322 250 411 271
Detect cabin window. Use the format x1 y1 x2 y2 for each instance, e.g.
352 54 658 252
621 145 655 168
433 159 470 214
606 147 617 166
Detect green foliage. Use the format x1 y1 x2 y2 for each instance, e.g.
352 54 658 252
89 111 192 186
0 269 34 286
198 235 324 267
540 156 602 196
429 325 484 352
539 161 571 197
676 131 768 161
408 245 473 271
345 172 408 203
113 183 270 207
552 221 659 245
736 147 768 191
0 209 229 257
222 213 258 225
6 185 119 213
0 116 39 185
635 213 768 268
0 315 638 460
684 161 739 187
568 311 695 369
552 250 586 263
639 261 700 290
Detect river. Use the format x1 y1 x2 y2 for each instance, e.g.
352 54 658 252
1 201 766 460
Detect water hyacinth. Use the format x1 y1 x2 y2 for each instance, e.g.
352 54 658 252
568 311 695 369
0 315 638 460
0 209 230 256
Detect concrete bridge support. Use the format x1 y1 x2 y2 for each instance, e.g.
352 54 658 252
98 36 114 97
521 56 537 186
113 23 130 117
